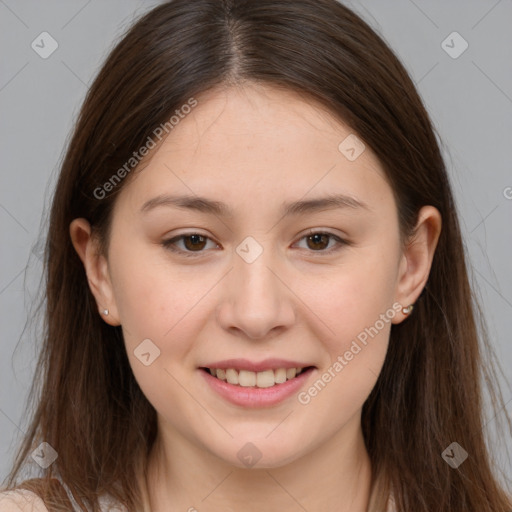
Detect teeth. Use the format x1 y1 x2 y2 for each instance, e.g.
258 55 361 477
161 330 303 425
226 368 239 385
274 368 287 384
239 370 256 387
256 369 275 388
286 368 296 379
208 367 306 388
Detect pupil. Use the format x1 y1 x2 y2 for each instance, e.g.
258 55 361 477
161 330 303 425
185 235 206 251
309 234 328 250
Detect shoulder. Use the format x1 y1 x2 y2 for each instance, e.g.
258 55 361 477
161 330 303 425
0 490 49 512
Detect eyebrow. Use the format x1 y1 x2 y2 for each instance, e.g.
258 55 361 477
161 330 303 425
140 193 370 217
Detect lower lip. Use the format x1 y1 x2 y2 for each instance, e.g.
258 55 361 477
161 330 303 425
200 368 315 408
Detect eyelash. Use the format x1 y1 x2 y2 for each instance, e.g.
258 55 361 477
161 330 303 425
161 230 349 258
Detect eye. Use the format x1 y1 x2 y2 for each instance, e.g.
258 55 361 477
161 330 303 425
293 230 348 254
162 230 348 258
162 233 219 257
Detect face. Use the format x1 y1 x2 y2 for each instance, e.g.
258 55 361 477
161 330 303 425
81 84 417 468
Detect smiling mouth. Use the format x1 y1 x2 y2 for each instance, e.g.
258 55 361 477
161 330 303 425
201 366 315 388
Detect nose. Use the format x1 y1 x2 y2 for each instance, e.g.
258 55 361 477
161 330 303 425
216 243 296 340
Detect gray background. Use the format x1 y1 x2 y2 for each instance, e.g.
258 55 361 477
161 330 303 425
1 0 511 488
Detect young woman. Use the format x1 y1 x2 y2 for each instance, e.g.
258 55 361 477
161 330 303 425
1 0 511 511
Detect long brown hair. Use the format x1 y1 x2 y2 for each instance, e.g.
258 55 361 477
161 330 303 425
4 0 511 510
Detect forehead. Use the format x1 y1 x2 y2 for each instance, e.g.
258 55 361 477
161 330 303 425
115 83 393 217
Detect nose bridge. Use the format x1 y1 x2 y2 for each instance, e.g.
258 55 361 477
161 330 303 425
237 241 276 301
217 234 295 339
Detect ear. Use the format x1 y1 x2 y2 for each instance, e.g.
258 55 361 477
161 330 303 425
69 218 121 326
392 205 442 324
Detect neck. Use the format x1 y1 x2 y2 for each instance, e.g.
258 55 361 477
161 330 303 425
145 412 373 512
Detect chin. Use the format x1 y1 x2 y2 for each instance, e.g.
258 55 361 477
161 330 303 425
208 435 307 470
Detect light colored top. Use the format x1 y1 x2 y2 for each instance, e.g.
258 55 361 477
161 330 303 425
0 489 51 511
0 489 127 512
0 488 396 511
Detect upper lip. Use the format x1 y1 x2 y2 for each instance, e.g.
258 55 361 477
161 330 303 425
201 358 314 372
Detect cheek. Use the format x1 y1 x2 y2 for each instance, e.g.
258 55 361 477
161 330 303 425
311 251 398 342
108 243 201 379
109 239 198 337
108 250 204 421
296 245 398 408
297 270 394 424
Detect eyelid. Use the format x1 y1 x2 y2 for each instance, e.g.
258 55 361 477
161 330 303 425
294 229 348 255
162 232 220 257
161 229 349 257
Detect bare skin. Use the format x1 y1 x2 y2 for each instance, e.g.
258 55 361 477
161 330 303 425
71 83 441 511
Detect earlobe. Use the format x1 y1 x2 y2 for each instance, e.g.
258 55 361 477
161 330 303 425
392 205 442 324
69 218 121 326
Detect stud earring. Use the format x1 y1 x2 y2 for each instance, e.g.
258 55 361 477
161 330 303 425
102 309 109 316
402 304 414 315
